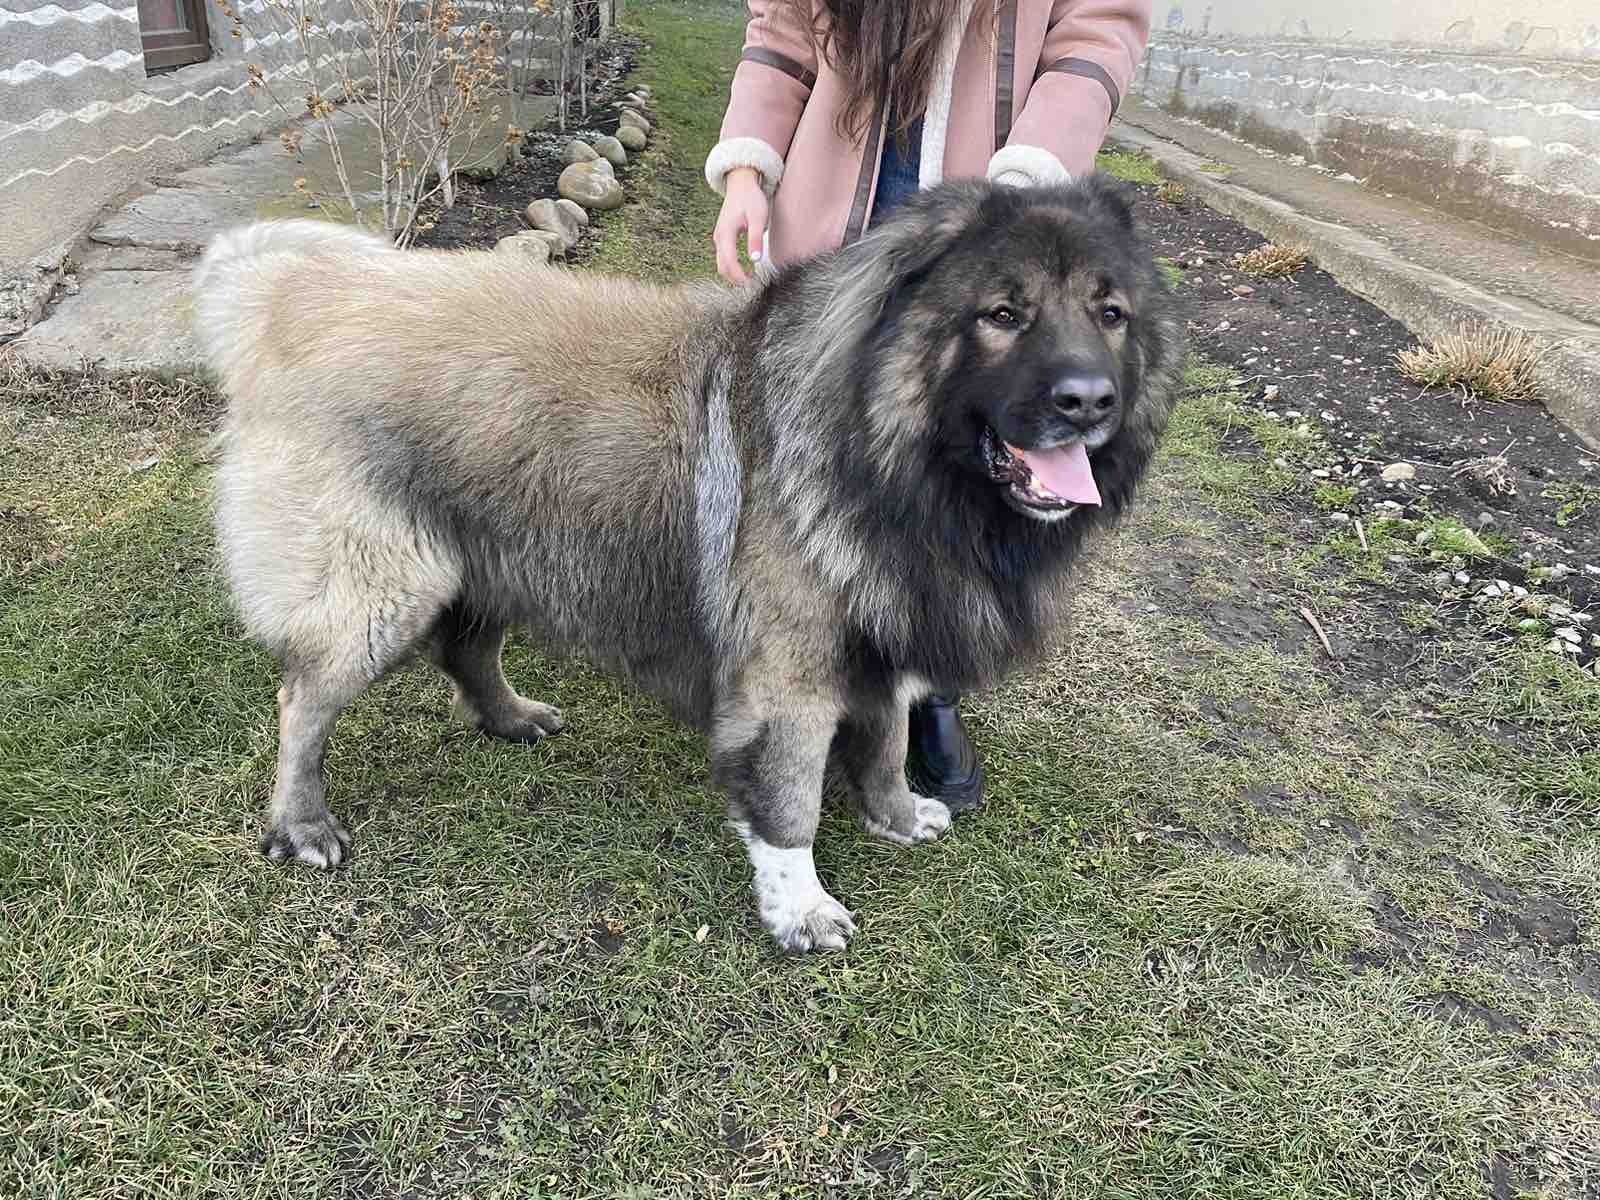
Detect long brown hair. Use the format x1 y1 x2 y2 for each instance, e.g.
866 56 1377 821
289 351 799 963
788 0 972 144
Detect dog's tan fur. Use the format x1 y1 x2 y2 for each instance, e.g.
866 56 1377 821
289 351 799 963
197 179 1182 953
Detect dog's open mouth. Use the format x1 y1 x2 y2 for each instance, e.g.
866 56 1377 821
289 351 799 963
981 427 1101 513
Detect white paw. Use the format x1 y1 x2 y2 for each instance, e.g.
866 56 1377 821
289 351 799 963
862 793 952 847
734 823 857 953
758 887 857 954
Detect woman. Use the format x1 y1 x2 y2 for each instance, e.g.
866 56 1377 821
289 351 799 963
706 0 1153 813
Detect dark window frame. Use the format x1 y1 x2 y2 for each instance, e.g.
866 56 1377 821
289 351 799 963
139 0 212 73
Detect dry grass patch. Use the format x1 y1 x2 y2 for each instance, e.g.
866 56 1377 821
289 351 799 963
1156 178 1188 206
1235 242 1311 279
1395 324 1541 403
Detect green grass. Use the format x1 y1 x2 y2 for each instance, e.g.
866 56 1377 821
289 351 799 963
1096 148 1163 185
4 3 1599 1196
587 0 738 281
1544 481 1599 529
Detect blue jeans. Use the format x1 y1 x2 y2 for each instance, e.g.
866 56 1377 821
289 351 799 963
870 113 924 226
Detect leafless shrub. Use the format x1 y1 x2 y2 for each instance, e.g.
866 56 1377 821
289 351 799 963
1450 442 1518 497
226 0 512 244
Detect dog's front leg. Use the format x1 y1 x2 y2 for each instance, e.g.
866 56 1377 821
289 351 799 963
712 692 855 953
838 690 953 847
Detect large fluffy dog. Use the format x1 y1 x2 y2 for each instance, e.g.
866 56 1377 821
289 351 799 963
195 177 1184 953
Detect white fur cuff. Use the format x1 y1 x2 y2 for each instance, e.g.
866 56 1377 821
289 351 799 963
987 145 1072 189
705 137 785 197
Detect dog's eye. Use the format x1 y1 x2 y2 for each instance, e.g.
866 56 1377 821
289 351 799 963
1100 304 1126 328
986 306 1021 329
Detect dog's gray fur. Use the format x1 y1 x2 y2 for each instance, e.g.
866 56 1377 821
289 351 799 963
195 178 1184 953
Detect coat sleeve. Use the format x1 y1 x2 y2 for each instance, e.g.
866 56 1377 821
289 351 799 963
705 1 820 197
987 0 1153 188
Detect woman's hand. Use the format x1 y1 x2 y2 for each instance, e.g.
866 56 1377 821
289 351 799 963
713 167 769 285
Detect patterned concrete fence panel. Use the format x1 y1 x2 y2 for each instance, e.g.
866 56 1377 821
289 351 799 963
0 0 609 278
1133 0 1600 259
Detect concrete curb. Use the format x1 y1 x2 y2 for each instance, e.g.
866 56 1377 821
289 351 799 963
1108 120 1600 453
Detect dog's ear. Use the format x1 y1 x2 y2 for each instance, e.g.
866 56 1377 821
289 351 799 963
802 182 986 392
1078 172 1139 233
872 182 990 288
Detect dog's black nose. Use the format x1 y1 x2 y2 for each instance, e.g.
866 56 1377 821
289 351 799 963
1050 371 1118 426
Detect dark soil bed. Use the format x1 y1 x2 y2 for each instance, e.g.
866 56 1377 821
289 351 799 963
414 33 642 264
1128 181 1599 677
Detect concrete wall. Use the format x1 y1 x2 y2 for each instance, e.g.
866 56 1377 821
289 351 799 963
0 0 290 273
0 0 608 276
1133 1 1600 259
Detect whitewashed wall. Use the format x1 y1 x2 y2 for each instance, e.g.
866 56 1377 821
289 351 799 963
0 0 604 275
1132 0 1600 257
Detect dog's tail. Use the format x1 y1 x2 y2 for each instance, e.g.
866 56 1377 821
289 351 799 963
192 219 395 389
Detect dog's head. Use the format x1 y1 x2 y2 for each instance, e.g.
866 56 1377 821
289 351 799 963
793 176 1184 526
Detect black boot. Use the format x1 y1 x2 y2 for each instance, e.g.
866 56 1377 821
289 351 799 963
906 693 985 814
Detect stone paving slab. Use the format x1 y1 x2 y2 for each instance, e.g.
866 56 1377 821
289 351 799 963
11 95 553 374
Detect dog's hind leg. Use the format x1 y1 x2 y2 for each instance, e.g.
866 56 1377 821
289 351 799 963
258 558 458 869
713 683 855 953
425 605 565 742
837 682 952 847
264 588 445 868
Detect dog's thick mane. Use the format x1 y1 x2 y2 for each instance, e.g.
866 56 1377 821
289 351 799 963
736 178 1185 692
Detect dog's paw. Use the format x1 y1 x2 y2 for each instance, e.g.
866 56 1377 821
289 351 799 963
759 888 857 954
460 696 566 743
862 792 952 847
261 813 352 869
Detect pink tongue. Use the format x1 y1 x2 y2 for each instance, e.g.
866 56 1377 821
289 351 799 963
1010 441 1102 506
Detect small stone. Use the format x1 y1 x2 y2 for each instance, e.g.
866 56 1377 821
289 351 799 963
494 232 552 264
1262 384 1280 401
619 108 651 136
557 161 624 211
616 124 647 153
563 139 599 164
1380 462 1416 483
1231 284 1255 297
555 198 589 228
592 135 627 167
1511 585 1528 598
1311 468 1331 478
1329 512 1350 523
1453 571 1471 585
1556 627 1583 644
525 197 584 253
1476 511 1495 529
1432 572 1452 591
